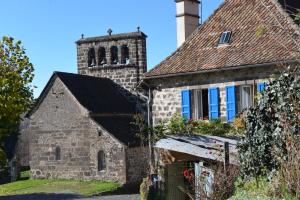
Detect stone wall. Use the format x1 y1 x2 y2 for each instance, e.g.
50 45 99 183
79 66 143 92
76 34 147 92
16 118 31 167
29 77 127 183
126 146 149 184
88 120 127 183
147 66 278 125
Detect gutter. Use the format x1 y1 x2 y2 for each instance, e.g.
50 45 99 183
143 60 298 80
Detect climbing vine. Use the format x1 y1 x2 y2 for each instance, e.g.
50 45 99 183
237 66 300 179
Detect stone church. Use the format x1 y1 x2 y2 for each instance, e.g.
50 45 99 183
24 30 149 184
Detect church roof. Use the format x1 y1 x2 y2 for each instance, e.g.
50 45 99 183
92 115 140 147
145 0 300 78
55 72 136 114
29 72 141 147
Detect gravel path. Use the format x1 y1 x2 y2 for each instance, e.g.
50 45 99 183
82 194 140 200
0 194 140 200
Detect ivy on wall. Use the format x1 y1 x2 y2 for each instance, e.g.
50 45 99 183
237 66 300 179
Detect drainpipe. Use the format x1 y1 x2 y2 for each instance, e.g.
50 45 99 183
135 83 152 169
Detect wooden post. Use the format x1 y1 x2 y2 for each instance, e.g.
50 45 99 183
224 142 229 173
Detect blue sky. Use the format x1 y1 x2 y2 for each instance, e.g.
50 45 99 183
0 0 223 97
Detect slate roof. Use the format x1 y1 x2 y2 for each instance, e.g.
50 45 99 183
145 0 300 78
92 115 141 147
30 72 140 147
55 72 136 114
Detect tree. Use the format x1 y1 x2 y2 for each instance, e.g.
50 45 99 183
0 36 34 166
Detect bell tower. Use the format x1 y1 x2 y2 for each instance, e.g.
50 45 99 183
76 28 147 92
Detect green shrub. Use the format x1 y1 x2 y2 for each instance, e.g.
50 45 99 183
230 178 272 200
193 119 231 136
168 113 188 135
237 66 300 180
151 113 234 142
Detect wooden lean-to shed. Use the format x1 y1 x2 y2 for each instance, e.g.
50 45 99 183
154 134 239 200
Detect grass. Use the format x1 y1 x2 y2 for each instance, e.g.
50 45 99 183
229 178 272 200
19 170 30 180
0 178 121 197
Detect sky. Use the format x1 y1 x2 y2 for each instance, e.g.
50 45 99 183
0 0 223 97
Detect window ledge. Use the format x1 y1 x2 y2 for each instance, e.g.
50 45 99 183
216 43 231 48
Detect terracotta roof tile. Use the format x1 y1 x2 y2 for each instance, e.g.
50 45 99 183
145 0 300 78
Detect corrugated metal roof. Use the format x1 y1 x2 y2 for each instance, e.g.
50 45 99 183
155 135 239 165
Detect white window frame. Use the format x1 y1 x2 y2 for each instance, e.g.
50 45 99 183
240 85 253 110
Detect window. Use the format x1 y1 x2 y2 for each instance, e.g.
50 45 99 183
219 31 232 45
121 45 130 64
98 151 106 171
55 146 61 161
98 47 106 65
88 48 96 67
191 89 209 120
110 46 118 64
240 85 253 110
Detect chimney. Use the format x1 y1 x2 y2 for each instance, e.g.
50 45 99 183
175 0 200 47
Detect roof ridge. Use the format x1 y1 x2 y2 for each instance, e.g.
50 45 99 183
269 0 300 35
54 71 111 80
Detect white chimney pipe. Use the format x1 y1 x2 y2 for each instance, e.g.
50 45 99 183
175 0 200 47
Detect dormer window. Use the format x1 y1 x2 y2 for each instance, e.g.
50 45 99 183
98 47 106 66
88 48 96 67
110 46 119 64
121 45 130 64
218 31 232 45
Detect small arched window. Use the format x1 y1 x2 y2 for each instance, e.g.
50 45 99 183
110 46 118 64
121 45 130 64
98 150 106 171
88 48 96 67
55 146 61 161
98 47 106 65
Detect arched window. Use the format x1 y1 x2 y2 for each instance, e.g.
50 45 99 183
121 45 130 64
88 48 96 67
110 46 118 64
98 47 106 65
55 146 61 161
98 150 106 171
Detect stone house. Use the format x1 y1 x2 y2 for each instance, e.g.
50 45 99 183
142 0 299 199
25 31 149 184
143 0 300 125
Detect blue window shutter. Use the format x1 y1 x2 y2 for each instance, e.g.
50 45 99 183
209 88 219 120
226 86 236 122
257 82 266 93
181 90 191 120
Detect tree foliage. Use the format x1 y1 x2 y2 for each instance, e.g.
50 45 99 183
0 36 34 159
237 66 300 179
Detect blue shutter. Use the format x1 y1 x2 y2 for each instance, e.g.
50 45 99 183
209 88 219 120
226 86 236 122
181 90 191 120
257 82 266 93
